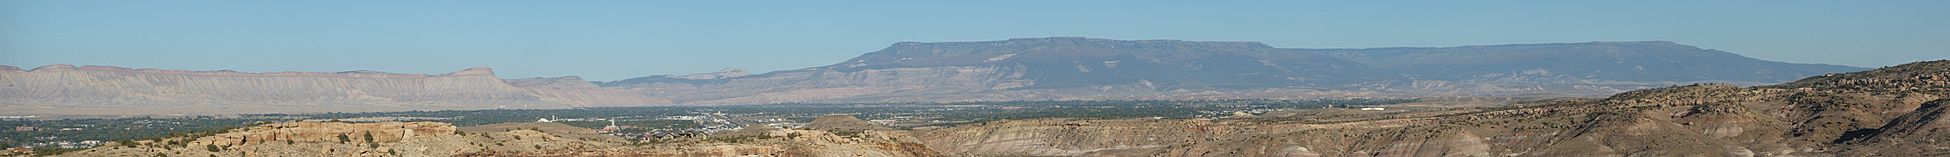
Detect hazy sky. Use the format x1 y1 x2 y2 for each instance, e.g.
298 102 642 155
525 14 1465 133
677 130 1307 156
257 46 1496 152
3 1 1946 81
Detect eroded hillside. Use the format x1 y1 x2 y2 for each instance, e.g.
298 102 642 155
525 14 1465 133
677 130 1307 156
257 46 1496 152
913 60 1950 156
56 116 939 157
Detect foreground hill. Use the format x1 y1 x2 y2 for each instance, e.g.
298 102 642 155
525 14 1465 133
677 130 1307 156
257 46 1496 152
0 65 670 116
604 37 1862 104
913 60 1949 156
56 117 936 157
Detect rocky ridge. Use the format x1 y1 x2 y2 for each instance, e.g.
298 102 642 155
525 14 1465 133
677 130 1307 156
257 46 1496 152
912 60 1950 156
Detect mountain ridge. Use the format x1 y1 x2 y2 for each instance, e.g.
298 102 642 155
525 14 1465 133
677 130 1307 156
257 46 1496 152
603 37 1865 104
0 37 1878 115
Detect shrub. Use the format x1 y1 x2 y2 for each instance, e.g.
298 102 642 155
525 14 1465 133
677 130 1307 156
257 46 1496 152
337 133 351 143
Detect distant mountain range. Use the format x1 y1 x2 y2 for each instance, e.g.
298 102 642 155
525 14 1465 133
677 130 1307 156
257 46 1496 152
0 37 1865 115
0 66 669 116
601 37 1861 104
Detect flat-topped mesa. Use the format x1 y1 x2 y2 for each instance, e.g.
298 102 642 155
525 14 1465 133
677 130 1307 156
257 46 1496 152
446 67 497 76
0 65 19 71
15 64 487 78
29 64 78 71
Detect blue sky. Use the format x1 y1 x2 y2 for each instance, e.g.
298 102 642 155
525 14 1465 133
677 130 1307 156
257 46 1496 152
3 1 1946 81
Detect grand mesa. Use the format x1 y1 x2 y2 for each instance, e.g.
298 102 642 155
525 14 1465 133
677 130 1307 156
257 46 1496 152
0 38 1863 116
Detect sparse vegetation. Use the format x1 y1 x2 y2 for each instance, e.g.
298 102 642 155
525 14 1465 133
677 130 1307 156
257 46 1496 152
362 131 375 146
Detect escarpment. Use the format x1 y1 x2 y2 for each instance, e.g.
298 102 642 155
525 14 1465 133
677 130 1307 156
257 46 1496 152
0 66 670 115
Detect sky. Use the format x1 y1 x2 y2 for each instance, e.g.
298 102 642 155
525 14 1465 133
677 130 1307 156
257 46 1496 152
2 1 1946 81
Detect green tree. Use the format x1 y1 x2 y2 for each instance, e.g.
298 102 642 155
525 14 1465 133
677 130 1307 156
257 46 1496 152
205 144 219 152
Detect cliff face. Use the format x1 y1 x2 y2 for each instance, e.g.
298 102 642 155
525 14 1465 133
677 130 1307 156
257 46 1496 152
915 60 1950 156
604 37 1864 104
0 65 670 115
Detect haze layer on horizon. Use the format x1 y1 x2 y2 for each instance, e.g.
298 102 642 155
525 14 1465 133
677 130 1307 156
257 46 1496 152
2 1 1946 81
